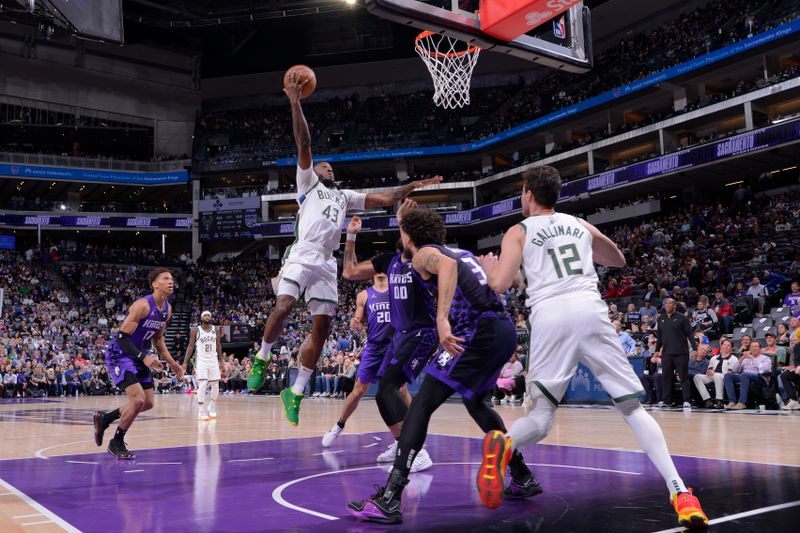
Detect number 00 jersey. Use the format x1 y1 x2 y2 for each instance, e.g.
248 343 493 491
196 325 218 365
519 212 599 309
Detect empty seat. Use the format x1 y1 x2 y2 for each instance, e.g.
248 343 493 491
753 326 777 340
733 327 754 342
751 317 774 329
770 307 790 323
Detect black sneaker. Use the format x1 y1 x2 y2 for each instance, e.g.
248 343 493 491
703 399 715 409
108 439 135 460
93 411 110 447
347 486 403 524
504 473 543 500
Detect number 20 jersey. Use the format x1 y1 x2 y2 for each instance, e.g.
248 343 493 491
519 212 599 309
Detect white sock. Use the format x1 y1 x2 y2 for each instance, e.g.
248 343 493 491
291 365 313 395
197 379 208 405
210 381 219 402
258 341 273 362
506 397 556 449
619 402 688 495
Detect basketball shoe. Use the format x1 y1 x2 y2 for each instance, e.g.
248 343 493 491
247 349 270 391
280 388 303 426
476 430 513 509
322 424 343 447
348 470 408 524
671 488 708 528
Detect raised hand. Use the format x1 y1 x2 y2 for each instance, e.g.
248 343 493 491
347 216 362 234
478 252 499 274
396 199 418 222
283 72 308 103
412 175 443 189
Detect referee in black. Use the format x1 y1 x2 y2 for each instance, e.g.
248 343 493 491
655 298 697 407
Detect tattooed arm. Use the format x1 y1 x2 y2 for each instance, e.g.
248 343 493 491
412 247 464 355
363 176 443 208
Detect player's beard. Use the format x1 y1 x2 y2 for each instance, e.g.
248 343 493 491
202 319 210 325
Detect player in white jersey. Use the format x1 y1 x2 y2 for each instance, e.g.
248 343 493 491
184 311 223 421
476 166 708 528
249 71 442 426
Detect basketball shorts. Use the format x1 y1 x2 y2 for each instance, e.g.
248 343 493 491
525 293 644 407
195 359 221 381
105 344 153 390
425 314 515 400
378 327 439 384
277 242 337 316
357 341 391 385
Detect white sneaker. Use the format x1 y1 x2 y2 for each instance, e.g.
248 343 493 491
410 448 433 473
509 395 517 404
783 399 800 410
376 441 397 463
682 402 691 409
197 408 209 421
312 392 321 397
500 397 508 404
208 403 217 419
657 401 667 408
322 392 330 397
322 424 343 447
490 396 498 403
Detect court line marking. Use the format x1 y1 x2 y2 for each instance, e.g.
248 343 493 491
651 499 800 533
272 461 641 521
362 442 380 448
312 450 345 456
371 436 382 441
123 470 144 473
14 513 43 519
65 460 99 465
137 462 182 465
21 520 54 526
0 477 81 533
228 457 275 463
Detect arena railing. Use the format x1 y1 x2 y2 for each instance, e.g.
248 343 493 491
0 152 190 172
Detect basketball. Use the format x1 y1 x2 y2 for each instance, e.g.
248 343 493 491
284 64 316 99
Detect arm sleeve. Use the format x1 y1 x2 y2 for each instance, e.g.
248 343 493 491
296 165 317 195
343 189 367 211
371 253 394 274
116 332 144 359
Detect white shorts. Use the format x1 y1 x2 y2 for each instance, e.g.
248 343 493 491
277 243 338 316
195 360 221 381
526 293 644 406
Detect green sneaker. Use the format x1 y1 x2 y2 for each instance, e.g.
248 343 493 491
280 388 303 426
247 351 270 391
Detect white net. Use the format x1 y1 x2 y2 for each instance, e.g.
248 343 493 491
414 31 481 109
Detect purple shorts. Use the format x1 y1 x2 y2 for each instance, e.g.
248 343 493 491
105 343 152 388
377 327 439 384
357 341 390 385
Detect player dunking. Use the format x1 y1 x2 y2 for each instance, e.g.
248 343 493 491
93 268 184 459
183 310 223 421
247 70 442 426
348 208 537 524
340 200 435 469
477 166 708 528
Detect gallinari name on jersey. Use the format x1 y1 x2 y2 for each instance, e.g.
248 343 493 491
529 223 586 247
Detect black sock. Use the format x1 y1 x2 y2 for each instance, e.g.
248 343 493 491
113 427 127 443
103 408 121 425
337 419 345 430
509 450 531 479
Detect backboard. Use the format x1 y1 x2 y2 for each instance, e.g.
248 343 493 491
366 0 593 72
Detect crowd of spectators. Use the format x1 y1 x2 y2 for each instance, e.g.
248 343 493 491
194 0 800 173
4 196 191 214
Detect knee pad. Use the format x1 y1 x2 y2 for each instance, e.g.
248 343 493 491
376 381 407 426
615 397 643 417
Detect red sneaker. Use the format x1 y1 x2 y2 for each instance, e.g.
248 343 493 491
476 430 513 510
671 488 709 528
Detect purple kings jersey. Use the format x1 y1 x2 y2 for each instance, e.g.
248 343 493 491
421 245 505 333
364 286 391 344
108 294 170 356
387 254 436 332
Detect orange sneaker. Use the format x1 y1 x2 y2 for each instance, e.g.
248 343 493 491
671 488 709 528
476 430 513 510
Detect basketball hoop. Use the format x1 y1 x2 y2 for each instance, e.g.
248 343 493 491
414 31 481 109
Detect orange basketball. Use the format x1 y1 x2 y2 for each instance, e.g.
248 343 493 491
284 64 316 99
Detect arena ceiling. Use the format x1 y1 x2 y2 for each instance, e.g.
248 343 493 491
120 0 686 77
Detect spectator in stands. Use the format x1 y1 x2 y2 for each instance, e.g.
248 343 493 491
711 290 734 334
783 281 800 308
495 353 524 404
614 320 636 355
624 303 641 327
762 332 787 366
338 356 357 398
779 353 800 410
314 356 335 397
747 276 769 316
639 299 657 324
724 340 772 409
777 323 790 348
640 335 662 405
688 344 711 406
736 335 752 357
3 368 17 397
695 338 738 408
656 298 697 408
692 295 720 340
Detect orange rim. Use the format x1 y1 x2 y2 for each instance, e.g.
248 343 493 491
415 31 481 59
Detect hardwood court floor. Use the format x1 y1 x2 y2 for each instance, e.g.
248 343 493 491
0 394 798 532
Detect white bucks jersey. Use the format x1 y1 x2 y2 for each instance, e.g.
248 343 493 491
196 325 218 364
294 165 366 253
519 212 599 309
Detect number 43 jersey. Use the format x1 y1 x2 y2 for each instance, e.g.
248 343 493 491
519 212 599 310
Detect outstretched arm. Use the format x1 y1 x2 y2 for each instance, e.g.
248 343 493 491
363 176 443 208
480 224 526 294
412 247 463 356
579 220 626 268
342 216 378 281
284 72 312 171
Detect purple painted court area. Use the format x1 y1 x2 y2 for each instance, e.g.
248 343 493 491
1 433 798 532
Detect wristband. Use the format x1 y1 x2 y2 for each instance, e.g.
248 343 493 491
346 233 357 241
